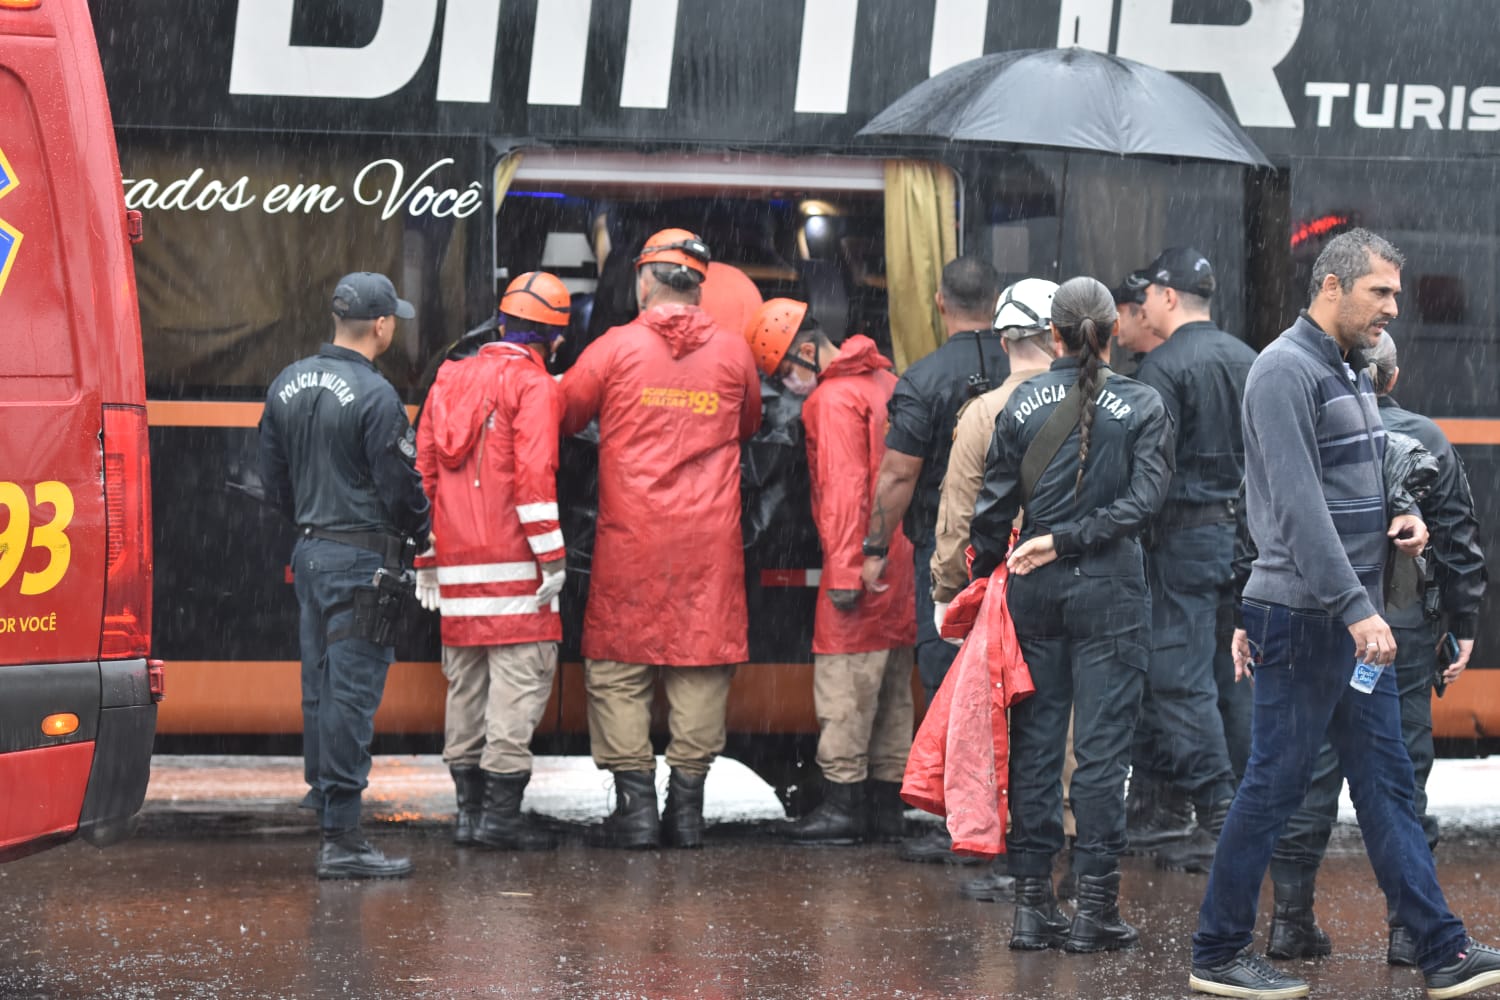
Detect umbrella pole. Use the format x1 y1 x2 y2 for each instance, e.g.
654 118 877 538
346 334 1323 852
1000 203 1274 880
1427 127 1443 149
1053 153 1069 282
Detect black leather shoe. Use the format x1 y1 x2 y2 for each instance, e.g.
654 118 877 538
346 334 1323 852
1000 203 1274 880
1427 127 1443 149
1387 924 1417 967
315 838 413 880
1266 879 1332 960
661 769 707 849
1009 876 1070 950
1190 947 1310 998
1065 870 1138 953
1156 800 1231 874
782 781 865 846
898 827 983 865
958 864 1016 902
1424 939 1500 999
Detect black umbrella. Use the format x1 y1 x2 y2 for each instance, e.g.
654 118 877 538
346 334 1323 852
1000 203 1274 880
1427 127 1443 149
857 47 1271 168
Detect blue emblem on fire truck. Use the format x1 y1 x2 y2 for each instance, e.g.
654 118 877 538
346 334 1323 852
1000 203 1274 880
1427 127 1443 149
0 146 20 298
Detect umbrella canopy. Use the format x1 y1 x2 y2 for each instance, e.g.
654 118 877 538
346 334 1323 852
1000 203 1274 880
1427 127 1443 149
857 47 1271 168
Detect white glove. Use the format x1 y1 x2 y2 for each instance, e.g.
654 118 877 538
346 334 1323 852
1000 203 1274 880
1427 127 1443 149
535 564 566 605
934 601 961 646
415 549 440 613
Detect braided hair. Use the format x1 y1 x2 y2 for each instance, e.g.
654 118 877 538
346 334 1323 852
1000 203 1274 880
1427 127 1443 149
1049 276 1117 498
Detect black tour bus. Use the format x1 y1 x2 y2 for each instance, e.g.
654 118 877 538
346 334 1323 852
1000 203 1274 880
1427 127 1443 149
91 1 1500 774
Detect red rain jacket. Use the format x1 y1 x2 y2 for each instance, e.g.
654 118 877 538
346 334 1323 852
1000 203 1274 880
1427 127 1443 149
802 335 917 655
901 566 1035 856
561 303 762 666
416 342 565 647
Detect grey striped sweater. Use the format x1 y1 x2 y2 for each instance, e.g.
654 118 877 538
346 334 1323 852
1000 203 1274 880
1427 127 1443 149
1241 313 1390 624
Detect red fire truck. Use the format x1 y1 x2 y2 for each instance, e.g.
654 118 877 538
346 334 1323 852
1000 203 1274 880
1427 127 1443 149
0 0 160 862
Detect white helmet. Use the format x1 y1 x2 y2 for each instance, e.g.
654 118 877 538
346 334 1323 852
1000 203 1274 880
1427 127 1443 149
993 278 1059 337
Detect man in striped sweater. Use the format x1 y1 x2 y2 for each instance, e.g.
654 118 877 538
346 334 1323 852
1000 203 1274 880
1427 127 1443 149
1188 229 1500 1000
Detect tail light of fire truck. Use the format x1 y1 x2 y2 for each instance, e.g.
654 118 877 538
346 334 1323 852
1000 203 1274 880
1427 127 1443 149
100 404 153 661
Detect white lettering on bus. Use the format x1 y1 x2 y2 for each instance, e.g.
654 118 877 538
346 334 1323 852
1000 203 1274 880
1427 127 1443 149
224 0 1308 129
351 159 484 221
1304 82 1500 131
122 159 482 219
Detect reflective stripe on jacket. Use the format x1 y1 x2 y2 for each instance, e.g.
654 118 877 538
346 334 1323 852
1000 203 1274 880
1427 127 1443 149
417 342 564 646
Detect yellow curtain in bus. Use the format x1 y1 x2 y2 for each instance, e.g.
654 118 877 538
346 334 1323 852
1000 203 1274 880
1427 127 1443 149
492 152 523 214
883 160 957 372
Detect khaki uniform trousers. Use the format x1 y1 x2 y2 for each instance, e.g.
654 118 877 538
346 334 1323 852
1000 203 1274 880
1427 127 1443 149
442 641 558 774
585 659 736 777
814 646 915 785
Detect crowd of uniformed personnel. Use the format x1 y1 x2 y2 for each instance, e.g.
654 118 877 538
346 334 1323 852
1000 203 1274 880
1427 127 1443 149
259 225 1500 999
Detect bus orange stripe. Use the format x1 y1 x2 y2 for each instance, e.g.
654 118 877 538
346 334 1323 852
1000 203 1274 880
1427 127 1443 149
145 403 1500 444
154 659 1500 741
146 400 420 427
1433 418 1500 445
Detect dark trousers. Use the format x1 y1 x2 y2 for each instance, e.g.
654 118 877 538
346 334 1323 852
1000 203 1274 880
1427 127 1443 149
293 537 394 834
1270 621 1442 882
1192 601 1466 975
1142 522 1238 810
913 538 958 700
1004 557 1147 879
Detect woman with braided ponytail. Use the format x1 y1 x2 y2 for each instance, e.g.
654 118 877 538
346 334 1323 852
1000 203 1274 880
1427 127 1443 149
968 275 1175 956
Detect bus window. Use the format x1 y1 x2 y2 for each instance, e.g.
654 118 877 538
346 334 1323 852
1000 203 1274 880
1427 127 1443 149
494 151 890 365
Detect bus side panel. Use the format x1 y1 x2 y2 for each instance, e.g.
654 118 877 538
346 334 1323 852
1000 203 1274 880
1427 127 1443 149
0 740 94 853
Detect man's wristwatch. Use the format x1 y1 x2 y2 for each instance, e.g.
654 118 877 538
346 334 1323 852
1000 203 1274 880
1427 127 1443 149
861 538 889 558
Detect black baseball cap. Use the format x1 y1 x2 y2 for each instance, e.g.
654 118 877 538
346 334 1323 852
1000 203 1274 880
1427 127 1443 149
332 272 416 320
1125 247 1216 299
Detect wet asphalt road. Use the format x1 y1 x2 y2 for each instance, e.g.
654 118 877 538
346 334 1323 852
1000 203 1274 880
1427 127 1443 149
3 818 1499 1000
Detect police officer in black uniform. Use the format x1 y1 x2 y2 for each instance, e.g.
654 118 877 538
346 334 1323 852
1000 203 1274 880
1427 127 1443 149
1266 330 1487 966
260 271 431 880
859 256 1006 862
1121 248 1257 875
970 276 1173 954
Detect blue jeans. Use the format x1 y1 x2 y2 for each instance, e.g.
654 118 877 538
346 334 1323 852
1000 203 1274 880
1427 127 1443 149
1143 522 1238 811
913 538 958 700
1192 600 1466 975
1271 621 1442 883
293 537 394 834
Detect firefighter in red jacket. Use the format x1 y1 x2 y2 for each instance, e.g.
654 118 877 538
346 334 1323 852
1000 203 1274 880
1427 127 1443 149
561 229 763 849
746 299 917 845
414 271 571 852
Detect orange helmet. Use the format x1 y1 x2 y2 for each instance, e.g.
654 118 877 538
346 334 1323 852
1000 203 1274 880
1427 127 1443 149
635 228 711 277
745 298 809 376
500 271 571 327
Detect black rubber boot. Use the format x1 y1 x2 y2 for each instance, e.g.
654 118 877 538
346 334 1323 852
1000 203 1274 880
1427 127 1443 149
783 780 865 845
1387 923 1417 967
661 769 707 849
866 780 907 843
590 771 661 849
450 765 484 847
1126 773 1196 853
473 771 557 851
1266 878 1332 960
1009 876 1070 950
1065 870 1139 953
1155 799 1230 873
